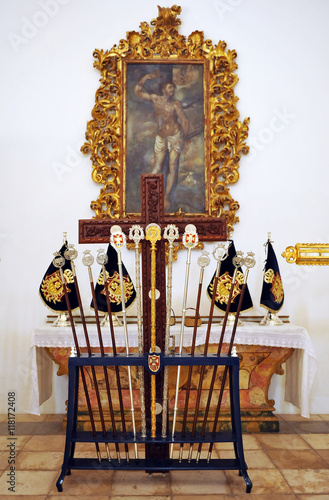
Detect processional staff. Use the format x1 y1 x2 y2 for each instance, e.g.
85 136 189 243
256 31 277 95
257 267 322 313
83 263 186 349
187 242 228 462
194 249 244 463
179 250 210 462
129 225 147 438
96 247 130 462
162 224 179 439
145 223 162 438
206 251 256 463
170 224 199 458
110 226 139 459
64 244 112 461
82 250 120 462
52 252 102 462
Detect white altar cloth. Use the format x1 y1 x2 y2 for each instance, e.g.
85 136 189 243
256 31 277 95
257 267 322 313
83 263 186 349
26 322 317 418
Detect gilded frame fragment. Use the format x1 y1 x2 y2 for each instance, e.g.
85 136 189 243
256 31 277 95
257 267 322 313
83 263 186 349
81 5 249 235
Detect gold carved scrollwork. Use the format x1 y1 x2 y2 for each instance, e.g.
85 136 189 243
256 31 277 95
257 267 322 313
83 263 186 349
81 5 249 235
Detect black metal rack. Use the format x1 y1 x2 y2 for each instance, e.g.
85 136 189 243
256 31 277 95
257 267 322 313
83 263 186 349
56 351 252 493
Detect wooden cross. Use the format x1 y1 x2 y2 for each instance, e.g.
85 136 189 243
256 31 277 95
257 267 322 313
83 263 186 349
79 173 227 461
80 174 226 348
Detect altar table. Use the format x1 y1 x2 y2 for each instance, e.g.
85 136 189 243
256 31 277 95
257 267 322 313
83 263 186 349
26 320 317 432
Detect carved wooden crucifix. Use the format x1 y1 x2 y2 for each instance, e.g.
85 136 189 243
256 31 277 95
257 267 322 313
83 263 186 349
79 173 227 461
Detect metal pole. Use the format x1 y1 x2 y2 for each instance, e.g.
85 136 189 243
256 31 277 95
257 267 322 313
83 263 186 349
170 224 199 458
96 248 130 462
129 225 147 438
187 243 228 462
52 252 102 462
162 224 179 439
195 249 244 462
179 250 210 461
64 244 111 461
82 250 121 462
110 226 138 459
207 252 255 462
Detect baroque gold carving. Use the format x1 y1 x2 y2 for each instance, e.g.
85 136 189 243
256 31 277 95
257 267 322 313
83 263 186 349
81 5 249 235
282 243 329 265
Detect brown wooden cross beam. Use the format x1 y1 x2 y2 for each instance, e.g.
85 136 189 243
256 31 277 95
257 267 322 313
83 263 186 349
79 174 226 348
79 173 227 461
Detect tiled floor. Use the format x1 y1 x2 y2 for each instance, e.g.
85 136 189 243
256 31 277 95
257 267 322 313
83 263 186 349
0 414 329 498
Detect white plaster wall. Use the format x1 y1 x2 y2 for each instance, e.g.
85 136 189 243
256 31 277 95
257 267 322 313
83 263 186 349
0 0 328 414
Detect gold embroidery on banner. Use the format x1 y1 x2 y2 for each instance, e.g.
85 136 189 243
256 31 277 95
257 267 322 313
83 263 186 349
271 273 283 303
41 269 74 304
235 270 245 285
264 269 274 283
263 268 283 303
209 270 244 304
99 270 134 304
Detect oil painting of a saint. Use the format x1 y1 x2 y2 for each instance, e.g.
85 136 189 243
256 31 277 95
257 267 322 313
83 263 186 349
125 63 206 214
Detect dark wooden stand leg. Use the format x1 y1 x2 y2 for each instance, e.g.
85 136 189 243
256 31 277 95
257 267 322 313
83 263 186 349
230 358 252 493
67 364 81 473
56 359 78 491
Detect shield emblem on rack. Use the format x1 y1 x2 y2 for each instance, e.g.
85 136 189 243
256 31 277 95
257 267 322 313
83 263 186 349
112 233 124 248
182 225 198 249
148 353 161 374
185 233 196 247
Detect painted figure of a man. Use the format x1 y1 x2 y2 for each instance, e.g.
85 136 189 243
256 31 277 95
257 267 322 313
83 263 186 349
135 70 189 211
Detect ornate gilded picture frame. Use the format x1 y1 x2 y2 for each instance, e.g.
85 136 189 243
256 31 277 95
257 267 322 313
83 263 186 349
81 5 249 235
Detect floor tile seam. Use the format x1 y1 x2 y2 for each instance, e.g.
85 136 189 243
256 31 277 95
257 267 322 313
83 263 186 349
309 414 329 422
13 467 63 471
223 469 235 495
279 469 329 497
299 431 329 444
11 434 34 451
168 464 173 497
246 446 278 469
256 432 314 451
107 472 113 497
293 423 329 434
249 432 277 453
0 448 22 472
266 449 329 471
280 467 329 492
280 467 329 471
297 432 323 450
256 466 297 496
12 422 37 436
311 447 329 465
279 413 320 421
